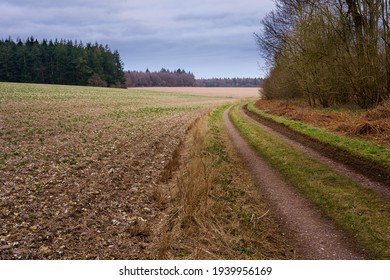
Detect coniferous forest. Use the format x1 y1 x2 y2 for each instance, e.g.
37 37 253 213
0 37 125 87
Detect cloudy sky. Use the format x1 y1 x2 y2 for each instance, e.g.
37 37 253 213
1 0 275 78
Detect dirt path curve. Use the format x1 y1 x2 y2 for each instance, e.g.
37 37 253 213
223 108 364 260
241 106 390 202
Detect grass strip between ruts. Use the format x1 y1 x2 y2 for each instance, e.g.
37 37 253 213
246 102 390 170
229 104 390 259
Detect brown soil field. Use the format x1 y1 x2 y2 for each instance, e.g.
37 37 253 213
132 87 260 99
2 83 296 260
0 83 236 259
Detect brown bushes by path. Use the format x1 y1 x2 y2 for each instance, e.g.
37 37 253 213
255 99 390 148
154 107 300 259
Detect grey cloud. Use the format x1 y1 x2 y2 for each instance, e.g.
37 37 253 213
1 0 274 78
173 12 230 22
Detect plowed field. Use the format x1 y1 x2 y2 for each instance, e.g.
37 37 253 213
0 83 239 259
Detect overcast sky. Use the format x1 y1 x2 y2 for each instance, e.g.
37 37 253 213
0 0 275 78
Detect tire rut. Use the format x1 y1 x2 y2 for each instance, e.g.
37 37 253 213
223 107 364 260
241 106 390 202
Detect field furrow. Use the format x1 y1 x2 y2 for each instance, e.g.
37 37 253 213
0 83 238 259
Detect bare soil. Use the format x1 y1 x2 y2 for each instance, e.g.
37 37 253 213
0 84 227 259
133 87 260 99
0 84 288 260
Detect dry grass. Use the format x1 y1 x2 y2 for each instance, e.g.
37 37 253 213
366 99 390 120
154 105 300 260
255 99 390 147
355 99 390 138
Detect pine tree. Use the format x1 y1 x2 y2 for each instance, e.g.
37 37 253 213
0 37 125 87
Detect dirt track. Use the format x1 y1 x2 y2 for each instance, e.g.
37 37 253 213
224 107 364 259
242 106 390 202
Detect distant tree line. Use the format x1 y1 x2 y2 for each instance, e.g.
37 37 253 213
125 68 196 87
196 77 263 87
126 69 262 87
255 0 390 108
0 37 125 87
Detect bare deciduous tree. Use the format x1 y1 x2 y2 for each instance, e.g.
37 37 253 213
256 0 390 108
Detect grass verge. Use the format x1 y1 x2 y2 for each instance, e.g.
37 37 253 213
247 102 390 170
155 104 299 259
230 104 390 259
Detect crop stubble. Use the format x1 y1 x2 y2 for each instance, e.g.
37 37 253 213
0 83 233 259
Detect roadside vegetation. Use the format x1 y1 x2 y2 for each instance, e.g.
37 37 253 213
253 99 390 148
155 105 300 259
230 104 390 259
247 101 390 170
